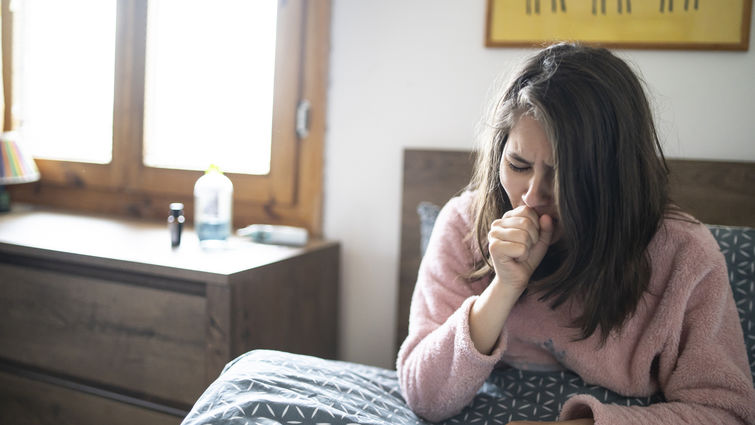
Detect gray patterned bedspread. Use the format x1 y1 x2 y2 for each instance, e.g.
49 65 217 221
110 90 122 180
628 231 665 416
181 349 663 425
181 223 754 425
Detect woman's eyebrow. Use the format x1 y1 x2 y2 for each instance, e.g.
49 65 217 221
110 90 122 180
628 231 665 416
507 152 532 165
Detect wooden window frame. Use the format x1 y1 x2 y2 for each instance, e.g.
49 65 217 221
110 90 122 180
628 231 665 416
1 0 330 235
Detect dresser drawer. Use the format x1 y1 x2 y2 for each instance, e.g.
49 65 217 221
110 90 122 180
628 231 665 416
0 370 182 425
0 263 206 405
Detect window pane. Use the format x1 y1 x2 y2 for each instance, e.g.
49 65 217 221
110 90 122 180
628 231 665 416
143 0 277 175
12 0 116 164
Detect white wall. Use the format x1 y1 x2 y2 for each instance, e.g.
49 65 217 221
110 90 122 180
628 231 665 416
324 0 755 369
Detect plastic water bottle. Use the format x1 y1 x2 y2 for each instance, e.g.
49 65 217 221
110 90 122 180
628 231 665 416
194 165 233 243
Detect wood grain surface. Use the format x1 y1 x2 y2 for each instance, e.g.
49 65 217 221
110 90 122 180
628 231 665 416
0 370 181 425
0 206 340 423
0 263 206 405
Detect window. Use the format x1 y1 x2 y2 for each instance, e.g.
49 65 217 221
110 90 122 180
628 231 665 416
12 0 116 164
2 0 331 234
142 0 278 176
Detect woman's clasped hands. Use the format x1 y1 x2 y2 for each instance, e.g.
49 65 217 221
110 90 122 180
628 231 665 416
488 205 554 292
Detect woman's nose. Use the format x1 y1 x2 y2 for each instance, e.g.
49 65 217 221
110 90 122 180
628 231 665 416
522 176 553 210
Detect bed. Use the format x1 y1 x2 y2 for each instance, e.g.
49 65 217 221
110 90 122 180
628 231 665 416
181 149 755 425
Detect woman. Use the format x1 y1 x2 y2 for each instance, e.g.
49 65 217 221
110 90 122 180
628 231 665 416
396 43 755 424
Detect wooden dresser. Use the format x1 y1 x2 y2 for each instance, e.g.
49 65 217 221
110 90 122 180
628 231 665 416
0 205 339 425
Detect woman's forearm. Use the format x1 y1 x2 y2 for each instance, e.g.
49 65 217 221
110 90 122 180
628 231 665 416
469 276 525 354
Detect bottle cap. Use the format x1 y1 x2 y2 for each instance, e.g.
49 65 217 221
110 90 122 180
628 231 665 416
206 164 223 175
170 203 184 216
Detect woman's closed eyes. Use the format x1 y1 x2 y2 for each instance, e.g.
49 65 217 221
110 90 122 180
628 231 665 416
507 161 530 173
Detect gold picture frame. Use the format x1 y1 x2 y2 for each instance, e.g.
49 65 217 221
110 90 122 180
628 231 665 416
485 0 753 50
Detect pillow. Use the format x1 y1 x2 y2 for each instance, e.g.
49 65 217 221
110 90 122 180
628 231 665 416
417 201 441 257
707 225 755 380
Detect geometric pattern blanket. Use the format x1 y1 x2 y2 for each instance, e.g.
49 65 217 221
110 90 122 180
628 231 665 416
180 349 664 425
180 217 754 425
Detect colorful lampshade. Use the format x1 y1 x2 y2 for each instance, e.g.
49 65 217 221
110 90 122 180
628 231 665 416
0 131 40 185
0 131 40 212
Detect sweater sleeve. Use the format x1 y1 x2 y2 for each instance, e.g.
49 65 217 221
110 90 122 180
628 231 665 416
560 248 755 425
396 195 505 422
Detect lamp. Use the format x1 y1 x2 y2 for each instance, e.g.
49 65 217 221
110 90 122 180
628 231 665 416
0 131 40 212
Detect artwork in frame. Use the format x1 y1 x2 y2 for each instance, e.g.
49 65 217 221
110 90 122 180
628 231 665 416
485 0 753 50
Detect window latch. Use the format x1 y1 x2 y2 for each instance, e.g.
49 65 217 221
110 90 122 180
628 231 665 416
296 100 311 139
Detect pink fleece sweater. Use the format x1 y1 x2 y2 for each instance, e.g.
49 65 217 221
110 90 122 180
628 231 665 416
397 191 755 424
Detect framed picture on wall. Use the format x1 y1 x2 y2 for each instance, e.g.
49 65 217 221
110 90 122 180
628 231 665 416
485 0 753 50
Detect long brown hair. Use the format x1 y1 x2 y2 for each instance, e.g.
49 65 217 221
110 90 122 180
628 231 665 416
469 43 674 344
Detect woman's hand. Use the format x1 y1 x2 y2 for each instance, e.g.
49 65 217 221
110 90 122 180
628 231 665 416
488 205 554 293
507 420 594 425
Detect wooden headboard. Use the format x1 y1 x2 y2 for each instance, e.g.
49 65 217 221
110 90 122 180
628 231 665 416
396 148 755 353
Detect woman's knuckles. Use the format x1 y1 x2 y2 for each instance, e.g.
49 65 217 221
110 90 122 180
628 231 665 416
491 241 527 260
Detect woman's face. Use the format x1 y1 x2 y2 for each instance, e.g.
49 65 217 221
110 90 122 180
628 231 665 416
499 115 562 243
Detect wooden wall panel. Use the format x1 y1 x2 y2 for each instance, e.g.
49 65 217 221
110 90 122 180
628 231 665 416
667 159 755 227
396 150 475 353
